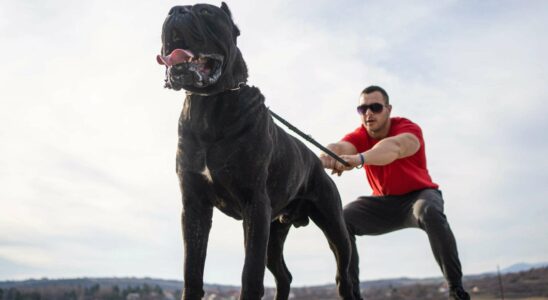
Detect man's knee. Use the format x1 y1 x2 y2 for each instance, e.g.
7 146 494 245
343 199 367 236
343 205 358 236
413 199 447 229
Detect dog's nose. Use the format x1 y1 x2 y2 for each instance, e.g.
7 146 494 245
169 6 191 16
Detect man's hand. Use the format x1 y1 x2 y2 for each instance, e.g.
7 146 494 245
319 141 358 176
320 153 345 176
326 154 363 176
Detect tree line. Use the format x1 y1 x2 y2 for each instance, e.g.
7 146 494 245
0 283 178 300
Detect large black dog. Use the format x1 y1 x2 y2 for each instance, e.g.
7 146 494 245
158 3 355 299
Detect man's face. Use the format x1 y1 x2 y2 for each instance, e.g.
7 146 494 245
358 91 392 137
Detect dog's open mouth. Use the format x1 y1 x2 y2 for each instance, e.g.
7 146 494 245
157 49 223 89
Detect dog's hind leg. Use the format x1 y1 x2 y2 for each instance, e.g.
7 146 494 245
309 186 356 300
310 207 356 299
266 220 292 300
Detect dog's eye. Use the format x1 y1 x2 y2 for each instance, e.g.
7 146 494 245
172 29 181 42
200 8 213 15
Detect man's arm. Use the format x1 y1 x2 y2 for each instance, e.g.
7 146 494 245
338 133 420 169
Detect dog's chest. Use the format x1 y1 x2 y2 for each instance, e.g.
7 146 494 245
200 164 245 219
178 89 271 219
181 94 248 142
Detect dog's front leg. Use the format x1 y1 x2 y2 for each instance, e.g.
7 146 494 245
180 173 214 300
240 193 272 300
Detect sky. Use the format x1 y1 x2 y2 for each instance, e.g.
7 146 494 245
1 0 547 287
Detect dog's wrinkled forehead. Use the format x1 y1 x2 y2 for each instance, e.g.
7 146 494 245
162 3 239 52
167 4 232 27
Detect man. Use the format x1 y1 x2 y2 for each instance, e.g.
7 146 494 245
320 86 470 300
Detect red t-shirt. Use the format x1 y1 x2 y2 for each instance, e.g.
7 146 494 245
342 117 438 196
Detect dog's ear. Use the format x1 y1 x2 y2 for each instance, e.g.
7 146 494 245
221 2 232 18
220 2 240 40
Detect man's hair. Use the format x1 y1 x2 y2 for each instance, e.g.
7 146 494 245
361 85 389 105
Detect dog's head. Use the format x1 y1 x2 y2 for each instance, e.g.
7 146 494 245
157 2 248 95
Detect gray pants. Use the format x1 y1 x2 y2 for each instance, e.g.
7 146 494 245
344 189 464 298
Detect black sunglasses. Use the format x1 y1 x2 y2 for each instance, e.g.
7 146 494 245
357 103 385 114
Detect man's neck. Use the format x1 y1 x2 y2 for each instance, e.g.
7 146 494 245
367 119 391 140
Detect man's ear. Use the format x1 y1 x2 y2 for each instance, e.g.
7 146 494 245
220 2 240 40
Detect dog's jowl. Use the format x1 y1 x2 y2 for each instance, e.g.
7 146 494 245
158 3 356 300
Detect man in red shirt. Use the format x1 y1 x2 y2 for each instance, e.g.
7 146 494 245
320 86 470 300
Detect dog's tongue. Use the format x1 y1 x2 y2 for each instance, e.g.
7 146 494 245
156 49 194 66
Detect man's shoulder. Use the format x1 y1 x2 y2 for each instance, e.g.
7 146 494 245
341 125 368 151
392 116 416 125
345 124 367 137
390 117 423 135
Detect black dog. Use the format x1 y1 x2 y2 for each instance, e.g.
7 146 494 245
157 3 355 299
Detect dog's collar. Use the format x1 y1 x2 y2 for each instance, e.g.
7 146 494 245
229 82 246 91
185 82 246 96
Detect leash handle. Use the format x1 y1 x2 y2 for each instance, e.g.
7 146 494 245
268 109 351 167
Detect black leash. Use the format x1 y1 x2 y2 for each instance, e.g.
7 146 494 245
185 83 351 167
268 109 351 167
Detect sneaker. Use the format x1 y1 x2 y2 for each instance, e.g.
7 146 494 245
449 286 470 300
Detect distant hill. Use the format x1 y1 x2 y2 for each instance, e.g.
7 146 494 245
501 262 548 273
3 261 545 290
0 277 183 291
1 265 548 300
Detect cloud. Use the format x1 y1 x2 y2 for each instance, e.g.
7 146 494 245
1 0 547 285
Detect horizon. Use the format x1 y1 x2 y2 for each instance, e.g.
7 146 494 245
3 261 547 285
1 261 546 285
1 0 547 286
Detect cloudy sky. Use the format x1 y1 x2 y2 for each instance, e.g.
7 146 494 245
1 0 547 287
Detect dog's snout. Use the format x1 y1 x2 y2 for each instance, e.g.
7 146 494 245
169 6 191 16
